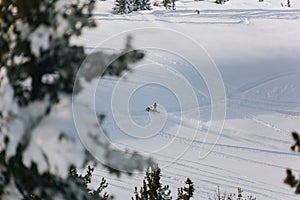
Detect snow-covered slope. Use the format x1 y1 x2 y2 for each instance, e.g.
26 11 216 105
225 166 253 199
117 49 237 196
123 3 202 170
77 0 300 199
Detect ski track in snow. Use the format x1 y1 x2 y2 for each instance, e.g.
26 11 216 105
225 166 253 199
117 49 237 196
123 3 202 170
229 72 300 115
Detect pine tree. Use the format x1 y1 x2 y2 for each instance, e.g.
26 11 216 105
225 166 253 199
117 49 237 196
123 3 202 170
132 165 171 200
0 0 96 106
146 166 161 199
177 178 194 200
141 0 152 10
115 0 151 13
114 0 134 14
133 0 152 11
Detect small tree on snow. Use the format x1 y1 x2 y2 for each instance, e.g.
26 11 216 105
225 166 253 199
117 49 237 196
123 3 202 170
284 131 300 194
209 187 256 200
177 178 195 200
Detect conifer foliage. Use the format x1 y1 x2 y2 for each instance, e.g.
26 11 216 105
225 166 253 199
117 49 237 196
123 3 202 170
0 136 112 199
132 166 194 200
132 166 168 200
0 0 96 106
69 165 113 200
114 0 151 14
177 178 195 200
134 0 152 11
114 0 134 14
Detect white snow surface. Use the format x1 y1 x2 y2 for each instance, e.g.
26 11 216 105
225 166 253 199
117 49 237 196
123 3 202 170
78 0 300 199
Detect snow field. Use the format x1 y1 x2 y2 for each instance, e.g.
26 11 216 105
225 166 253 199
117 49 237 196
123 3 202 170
75 0 300 199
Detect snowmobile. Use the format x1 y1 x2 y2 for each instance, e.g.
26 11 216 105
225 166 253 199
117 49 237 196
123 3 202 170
146 102 158 112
